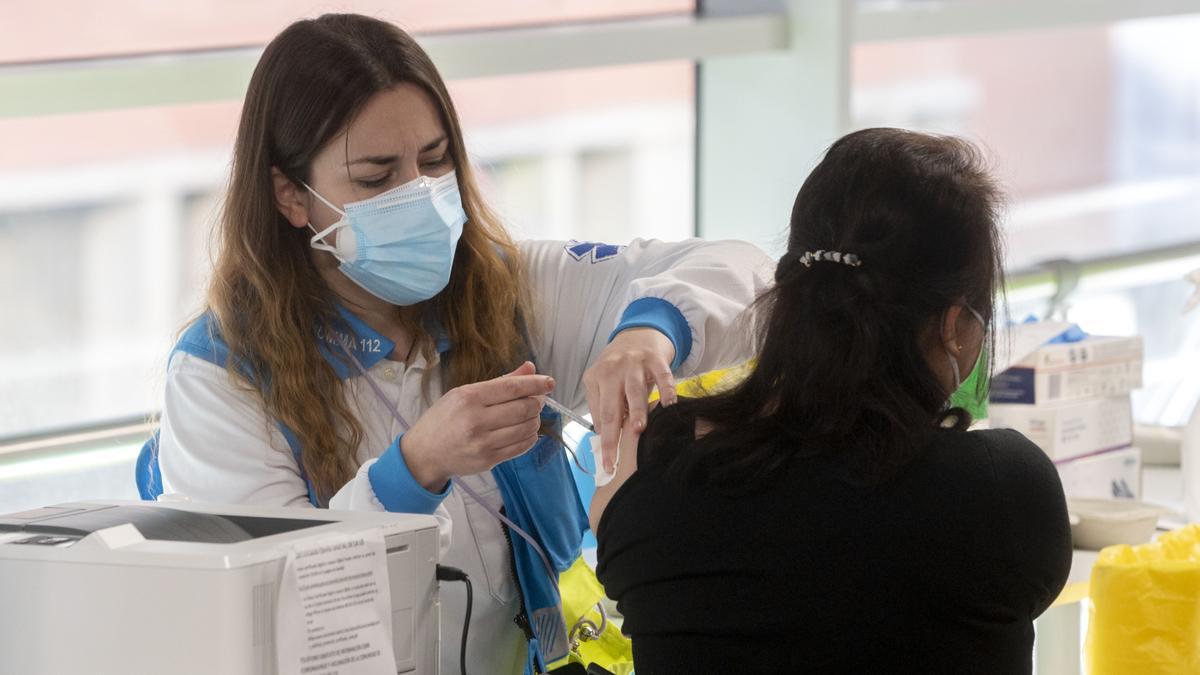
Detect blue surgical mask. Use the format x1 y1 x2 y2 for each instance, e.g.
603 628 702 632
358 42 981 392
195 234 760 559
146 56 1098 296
304 171 467 306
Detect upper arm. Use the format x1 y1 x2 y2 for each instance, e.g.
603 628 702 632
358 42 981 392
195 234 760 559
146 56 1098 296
158 354 314 508
588 422 643 535
983 429 1073 617
586 401 691 534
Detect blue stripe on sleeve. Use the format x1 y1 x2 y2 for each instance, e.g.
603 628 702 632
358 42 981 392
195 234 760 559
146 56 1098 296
368 435 450 514
608 297 692 371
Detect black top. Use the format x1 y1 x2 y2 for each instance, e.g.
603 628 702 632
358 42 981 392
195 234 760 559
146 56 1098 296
595 411 1072 674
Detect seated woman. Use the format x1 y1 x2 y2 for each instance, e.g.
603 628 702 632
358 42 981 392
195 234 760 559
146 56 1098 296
592 128 1072 674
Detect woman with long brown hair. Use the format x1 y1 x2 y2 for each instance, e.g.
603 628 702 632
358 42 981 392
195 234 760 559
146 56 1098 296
135 13 772 675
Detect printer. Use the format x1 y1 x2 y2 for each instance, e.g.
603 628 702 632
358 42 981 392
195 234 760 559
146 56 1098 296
0 500 441 675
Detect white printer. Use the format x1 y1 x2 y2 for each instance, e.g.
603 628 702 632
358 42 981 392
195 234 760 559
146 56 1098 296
0 500 441 675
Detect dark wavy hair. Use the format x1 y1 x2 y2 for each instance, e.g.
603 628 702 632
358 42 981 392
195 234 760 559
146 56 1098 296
644 128 1005 487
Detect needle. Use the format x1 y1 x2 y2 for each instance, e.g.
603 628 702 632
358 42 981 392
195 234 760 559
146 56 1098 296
542 397 595 434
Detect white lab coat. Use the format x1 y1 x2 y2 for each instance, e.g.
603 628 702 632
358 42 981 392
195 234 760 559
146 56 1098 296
158 237 774 674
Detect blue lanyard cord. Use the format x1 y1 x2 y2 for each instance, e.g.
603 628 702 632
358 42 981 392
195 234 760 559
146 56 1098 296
338 342 560 592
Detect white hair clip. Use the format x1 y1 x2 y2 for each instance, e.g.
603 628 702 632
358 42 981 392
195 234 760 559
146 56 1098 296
798 250 863 268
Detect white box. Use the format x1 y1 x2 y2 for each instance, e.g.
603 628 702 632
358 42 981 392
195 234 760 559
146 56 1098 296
1056 446 1142 500
1014 334 1143 370
989 395 1133 461
990 335 1143 405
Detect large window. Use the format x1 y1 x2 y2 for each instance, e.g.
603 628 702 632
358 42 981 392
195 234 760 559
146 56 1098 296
853 14 1200 427
854 16 1200 268
0 61 695 442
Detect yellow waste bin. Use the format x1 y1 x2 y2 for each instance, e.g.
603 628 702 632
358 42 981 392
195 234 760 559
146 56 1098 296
1086 524 1200 674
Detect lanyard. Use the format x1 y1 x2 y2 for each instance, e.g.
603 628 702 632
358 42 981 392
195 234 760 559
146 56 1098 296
338 342 560 589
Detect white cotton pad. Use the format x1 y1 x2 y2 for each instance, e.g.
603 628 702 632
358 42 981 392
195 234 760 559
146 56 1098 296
591 442 617 487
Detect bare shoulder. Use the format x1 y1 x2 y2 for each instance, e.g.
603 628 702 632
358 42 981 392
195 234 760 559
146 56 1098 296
588 403 661 534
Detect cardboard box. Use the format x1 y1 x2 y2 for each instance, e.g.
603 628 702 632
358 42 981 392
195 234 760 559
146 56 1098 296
990 335 1143 405
989 395 1133 461
1055 446 1142 500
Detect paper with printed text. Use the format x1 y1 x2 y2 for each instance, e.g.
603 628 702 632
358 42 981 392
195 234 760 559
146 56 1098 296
276 530 397 675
